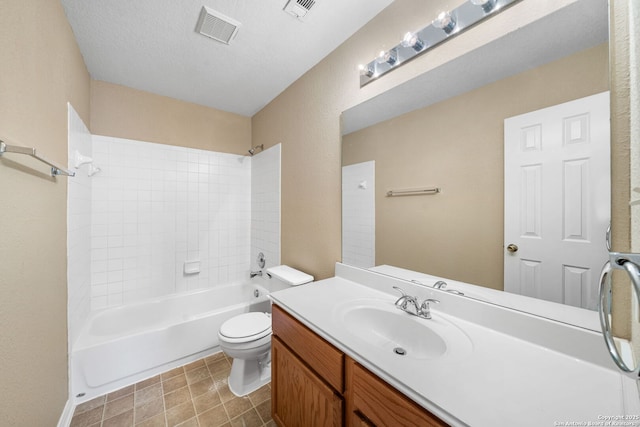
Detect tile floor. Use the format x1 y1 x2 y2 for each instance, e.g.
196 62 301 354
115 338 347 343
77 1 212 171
69 352 274 427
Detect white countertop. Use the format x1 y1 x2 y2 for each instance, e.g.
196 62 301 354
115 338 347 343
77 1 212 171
270 265 640 427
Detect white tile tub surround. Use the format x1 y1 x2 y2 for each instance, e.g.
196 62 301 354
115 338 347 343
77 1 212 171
90 136 251 309
251 144 281 272
342 161 375 268
67 104 93 347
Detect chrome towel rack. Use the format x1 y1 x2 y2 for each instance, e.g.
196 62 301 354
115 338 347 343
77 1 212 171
386 187 441 197
0 140 75 177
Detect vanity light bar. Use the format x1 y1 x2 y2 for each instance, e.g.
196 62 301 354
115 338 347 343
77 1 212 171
359 0 521 87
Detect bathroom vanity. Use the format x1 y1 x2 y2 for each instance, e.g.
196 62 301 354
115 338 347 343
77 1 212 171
271 304 446 426
270 263 640 427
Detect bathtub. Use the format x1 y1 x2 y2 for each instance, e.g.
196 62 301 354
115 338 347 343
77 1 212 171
71 281 271 403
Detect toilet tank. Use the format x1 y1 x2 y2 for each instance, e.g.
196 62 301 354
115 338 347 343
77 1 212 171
265 265 314 292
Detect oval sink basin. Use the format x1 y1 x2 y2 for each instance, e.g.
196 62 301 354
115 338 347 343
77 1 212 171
335 299 472 361
343 306 447 359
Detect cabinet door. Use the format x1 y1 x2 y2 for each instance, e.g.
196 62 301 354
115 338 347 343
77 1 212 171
346 358 448 427
272 336 343 427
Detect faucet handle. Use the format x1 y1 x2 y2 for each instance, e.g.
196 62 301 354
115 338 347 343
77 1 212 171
421 298 440 308
433 281 447 289
419 298 440 319
393 286 411 309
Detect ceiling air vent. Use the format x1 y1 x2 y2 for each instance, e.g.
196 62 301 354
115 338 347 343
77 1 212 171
283 0 316 19
195 6 241 45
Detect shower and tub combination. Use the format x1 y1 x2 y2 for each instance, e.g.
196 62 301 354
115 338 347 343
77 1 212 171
72 264 313 402
72 280 270 401
67 107 287 403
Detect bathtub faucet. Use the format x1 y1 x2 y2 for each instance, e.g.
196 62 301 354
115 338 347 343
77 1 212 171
250 270 263 278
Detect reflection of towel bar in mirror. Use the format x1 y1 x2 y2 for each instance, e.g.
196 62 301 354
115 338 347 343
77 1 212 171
0 140 75 177
386 187 441 197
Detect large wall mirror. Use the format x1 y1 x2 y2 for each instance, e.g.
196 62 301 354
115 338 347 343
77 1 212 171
341 0 611 330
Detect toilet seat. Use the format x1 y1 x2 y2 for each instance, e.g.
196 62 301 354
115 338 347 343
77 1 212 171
219 312 272 344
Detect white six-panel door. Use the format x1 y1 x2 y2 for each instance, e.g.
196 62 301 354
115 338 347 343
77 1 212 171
504 92 610 310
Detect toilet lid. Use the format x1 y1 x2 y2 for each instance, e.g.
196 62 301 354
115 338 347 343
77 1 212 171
219 312 271 340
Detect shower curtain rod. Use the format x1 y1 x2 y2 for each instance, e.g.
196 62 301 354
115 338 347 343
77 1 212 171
0 139 75 177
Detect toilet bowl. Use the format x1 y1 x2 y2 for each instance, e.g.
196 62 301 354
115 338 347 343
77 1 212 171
218 264 313 396
218 312 272 396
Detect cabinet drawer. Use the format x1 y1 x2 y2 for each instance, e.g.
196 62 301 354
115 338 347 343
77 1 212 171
347 358 449 427
272 304 344 392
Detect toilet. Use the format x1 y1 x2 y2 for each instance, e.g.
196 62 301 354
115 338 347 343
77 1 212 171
218 265 313 396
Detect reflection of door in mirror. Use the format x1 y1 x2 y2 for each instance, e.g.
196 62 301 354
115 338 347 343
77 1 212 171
504 92 610 311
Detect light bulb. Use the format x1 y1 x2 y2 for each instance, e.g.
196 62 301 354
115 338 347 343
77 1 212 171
432 11 456 34
358 63 375 78
401 32 425 52
384 49 398 66
376 49 397 66
470 0 496 13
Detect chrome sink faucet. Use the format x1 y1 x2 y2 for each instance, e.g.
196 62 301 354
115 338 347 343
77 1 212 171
393 286 440 319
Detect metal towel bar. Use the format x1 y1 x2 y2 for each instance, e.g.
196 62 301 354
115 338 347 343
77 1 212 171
386 187 441 197
0 140 75 177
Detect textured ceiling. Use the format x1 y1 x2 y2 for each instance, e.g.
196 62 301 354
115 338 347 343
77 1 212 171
60 0 394 116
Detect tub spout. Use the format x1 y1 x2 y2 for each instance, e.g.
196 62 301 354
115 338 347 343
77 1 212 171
250 270 263 278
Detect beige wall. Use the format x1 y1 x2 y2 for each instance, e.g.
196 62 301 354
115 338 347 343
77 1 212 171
342 44 608 290
91 80 251 154
0 0 90 425
252 0 586 280
610 0 636 347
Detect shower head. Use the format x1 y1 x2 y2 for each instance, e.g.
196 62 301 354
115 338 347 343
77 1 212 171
248 144 264 156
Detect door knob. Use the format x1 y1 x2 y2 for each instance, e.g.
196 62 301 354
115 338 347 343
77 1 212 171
506 244 518 253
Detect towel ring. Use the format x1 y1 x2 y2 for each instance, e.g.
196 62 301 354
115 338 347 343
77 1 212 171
598 255 640 378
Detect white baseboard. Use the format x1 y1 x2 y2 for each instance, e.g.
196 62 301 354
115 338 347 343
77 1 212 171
57 399 75 427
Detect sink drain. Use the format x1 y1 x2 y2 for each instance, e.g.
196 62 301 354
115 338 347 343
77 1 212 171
393 347 407 356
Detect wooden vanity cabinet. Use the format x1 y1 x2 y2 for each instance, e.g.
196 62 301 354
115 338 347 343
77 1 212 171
271 304 449 427
271 305 345 427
